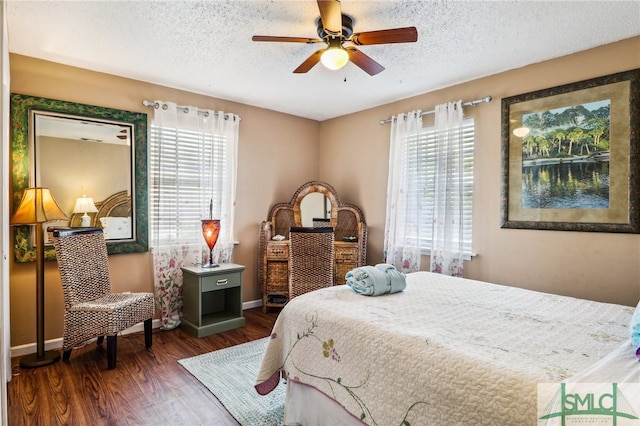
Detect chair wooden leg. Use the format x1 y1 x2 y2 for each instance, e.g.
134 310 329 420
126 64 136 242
107 335 117 370
144 318 152 349
96 336 104 346
62 349 72 362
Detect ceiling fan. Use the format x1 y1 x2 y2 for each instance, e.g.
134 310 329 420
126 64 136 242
252 0 418 76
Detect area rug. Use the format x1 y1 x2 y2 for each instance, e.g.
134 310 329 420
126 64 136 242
178 337 284 425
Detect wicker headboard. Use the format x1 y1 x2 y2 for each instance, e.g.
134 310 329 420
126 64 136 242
69 190 131 228
95 190 131 222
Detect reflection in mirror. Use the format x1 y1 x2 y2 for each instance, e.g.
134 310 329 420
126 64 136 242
300 192 331 227
10 93 148 262
34 112 133 241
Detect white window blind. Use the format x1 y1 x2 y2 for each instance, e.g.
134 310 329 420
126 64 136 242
149 124 226 245
406 117 475 255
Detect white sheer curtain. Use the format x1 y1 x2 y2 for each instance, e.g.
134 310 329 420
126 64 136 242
383 110 423 273
149 101 239 329
430 101 465 277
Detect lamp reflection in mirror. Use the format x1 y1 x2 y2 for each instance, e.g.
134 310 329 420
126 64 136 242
201 219 221 268
73 195 98 227
513 127 530 138
10 188 68 368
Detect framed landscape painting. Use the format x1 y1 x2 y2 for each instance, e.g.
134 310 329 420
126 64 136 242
500 68 640 233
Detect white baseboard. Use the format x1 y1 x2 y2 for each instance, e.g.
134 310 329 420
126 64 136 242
10 299 264 358
243 298 263 310
10 319 163 359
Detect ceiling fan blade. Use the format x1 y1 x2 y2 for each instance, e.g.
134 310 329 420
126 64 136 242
317 0 342 35
346 47 385 76
252 35 322 44
293 49 325 73
351 27 418 45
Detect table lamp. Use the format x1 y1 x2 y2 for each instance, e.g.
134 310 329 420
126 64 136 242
73 195 98 227
201 199 220 268
10 187 68 368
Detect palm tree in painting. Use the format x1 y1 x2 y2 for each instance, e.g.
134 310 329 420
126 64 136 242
566 128 584 156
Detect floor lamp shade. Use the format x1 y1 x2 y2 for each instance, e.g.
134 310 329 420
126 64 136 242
10 188 68 368
11 187 68 225
201 219 221 268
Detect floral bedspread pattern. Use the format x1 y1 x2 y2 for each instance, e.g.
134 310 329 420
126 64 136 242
255 272 633 425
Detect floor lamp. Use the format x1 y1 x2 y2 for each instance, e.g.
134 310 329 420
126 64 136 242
10 187 68 368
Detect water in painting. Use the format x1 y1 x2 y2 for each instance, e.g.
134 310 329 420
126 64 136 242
520 99 610 209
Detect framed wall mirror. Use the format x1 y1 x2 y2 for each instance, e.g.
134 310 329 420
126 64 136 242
10 93 148 262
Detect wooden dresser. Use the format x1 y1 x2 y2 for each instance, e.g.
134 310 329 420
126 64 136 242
259 181 367 311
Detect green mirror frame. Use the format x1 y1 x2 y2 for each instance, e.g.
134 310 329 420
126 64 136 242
10 93 148 262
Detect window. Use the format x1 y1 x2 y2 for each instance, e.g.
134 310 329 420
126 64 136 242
149 123 227 245
407 118 475 256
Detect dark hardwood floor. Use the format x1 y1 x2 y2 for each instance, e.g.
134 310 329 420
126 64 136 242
7 308 279 425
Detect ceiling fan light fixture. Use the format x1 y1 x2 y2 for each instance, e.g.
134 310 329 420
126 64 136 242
321 45 349 70
252 0 418 76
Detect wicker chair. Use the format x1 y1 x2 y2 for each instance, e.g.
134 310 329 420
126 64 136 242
51 227 154 369
312 218 330 228
288 227 335 299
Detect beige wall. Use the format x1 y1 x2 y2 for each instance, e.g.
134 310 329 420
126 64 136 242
9 54 320 346
38 135 131 215
8 36 640 347
319 36 640 307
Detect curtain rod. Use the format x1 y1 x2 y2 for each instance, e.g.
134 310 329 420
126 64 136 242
378 96 493 125
142 100 241 121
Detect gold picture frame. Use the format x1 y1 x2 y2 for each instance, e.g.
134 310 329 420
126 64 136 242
500 68 640 233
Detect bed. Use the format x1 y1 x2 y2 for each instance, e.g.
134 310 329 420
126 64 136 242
255 271 638 425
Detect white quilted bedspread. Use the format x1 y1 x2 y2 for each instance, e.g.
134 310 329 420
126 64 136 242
255 272 634 425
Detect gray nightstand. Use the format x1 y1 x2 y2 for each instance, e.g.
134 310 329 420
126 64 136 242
181 263 246 337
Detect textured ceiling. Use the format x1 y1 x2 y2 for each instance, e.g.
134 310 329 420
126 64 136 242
6 1 640 121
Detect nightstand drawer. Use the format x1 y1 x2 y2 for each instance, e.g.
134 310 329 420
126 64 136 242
202 271 241 292
266 243 289 260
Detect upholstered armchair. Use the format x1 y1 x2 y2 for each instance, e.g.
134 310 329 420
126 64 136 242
288 227 335 299
51 227 154 369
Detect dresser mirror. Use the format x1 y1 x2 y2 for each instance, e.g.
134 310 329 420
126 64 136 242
300 192 330 227
10 93 148 262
